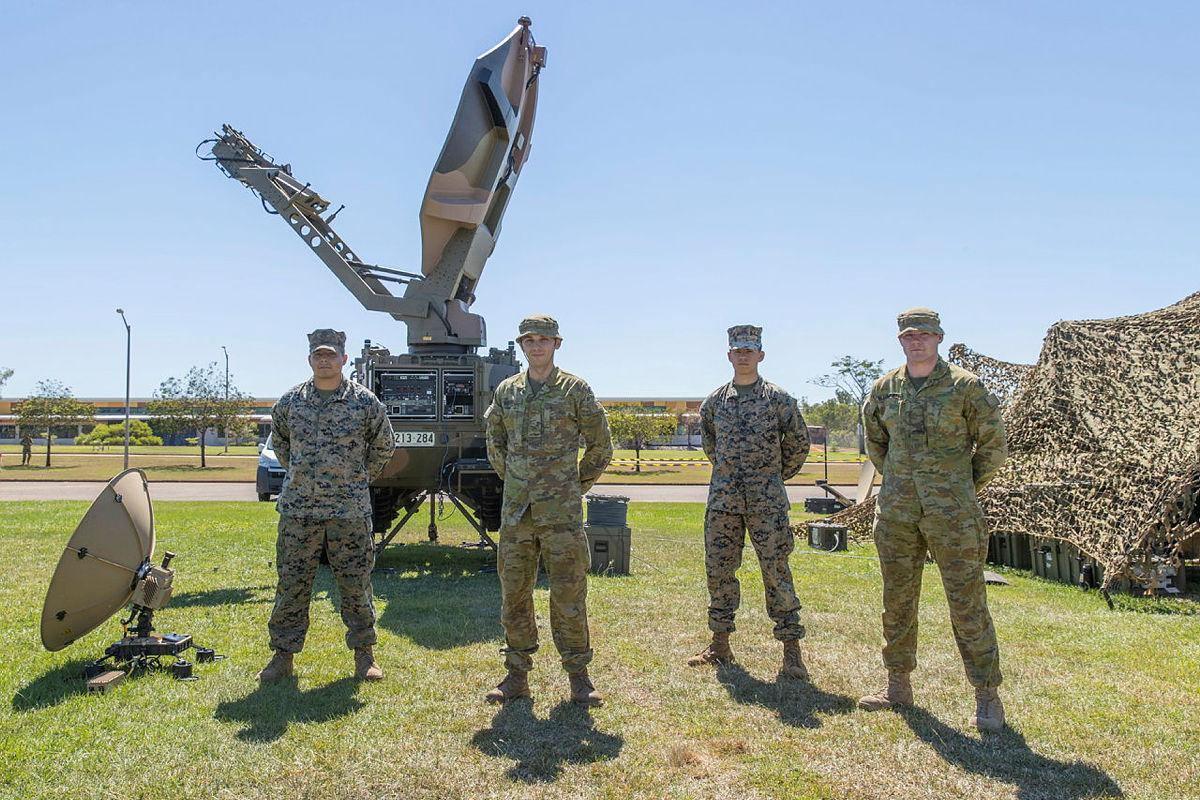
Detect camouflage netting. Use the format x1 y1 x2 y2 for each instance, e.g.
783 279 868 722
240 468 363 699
834 292 1200 590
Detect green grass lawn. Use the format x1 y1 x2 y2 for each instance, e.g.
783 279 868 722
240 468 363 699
597 461 864 486
0 454 257 482
0 451 865 486
0 444 261 456
612 449 867 463
2 501 1195 799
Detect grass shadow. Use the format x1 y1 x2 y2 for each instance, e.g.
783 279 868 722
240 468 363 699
170 586 274 608
716 662 856 729
142 464 237 473
1109 593 1199 615
214 676 364 743
375 542 494 577
372 543 503 649
471 700 623 783
11 659 93 711
0 465 71 472
899 705 1123 800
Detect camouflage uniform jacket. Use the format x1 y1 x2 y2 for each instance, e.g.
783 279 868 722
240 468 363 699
863 358 1008 525
485 366 613 528
271 377 394 519
701 377 810 514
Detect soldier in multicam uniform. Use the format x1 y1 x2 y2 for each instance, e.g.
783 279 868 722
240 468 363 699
689 325 812 680
257 328 395 684
857 308 1009 732
483 314 613 706
20 433 33 465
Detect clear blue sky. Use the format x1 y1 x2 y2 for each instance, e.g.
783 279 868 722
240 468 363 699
3 2 1196 401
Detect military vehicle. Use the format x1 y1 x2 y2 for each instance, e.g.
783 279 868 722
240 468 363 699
201 18 547 548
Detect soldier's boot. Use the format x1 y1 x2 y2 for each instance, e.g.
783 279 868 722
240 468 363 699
971 686 1006 732
485 668 531 704
568 670 603 706
778 639 809 681
256 650 294 684
353 646 383 681
686 632 735 667
856 670 914 711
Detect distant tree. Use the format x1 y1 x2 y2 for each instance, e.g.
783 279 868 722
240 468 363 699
224 415 260 447
0 368 12 397
77 420 163 448
813 356 885 453
802 398 858 437
147 364 250 467
607 407 676 473
14 380 95 467
679 411 701 449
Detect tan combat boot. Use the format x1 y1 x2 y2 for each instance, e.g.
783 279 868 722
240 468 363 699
568 670 603 706
856 670 914 711
971 686 1006 732
256 650 294 683
687 631 735 667
485 668 531 704
354 646 383 681
779 640 809 681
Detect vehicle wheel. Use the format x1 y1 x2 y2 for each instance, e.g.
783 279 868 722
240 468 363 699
258 492 271 502
370 487 403 533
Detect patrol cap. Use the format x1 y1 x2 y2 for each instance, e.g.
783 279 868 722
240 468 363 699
896 308 944 337
516 314 561 341
308 328 347 355
727 324 763 351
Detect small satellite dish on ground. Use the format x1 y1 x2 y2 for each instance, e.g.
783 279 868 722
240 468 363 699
39 468 220 686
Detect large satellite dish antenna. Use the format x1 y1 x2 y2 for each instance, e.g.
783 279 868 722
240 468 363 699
41 468 155 651
39 469 217 688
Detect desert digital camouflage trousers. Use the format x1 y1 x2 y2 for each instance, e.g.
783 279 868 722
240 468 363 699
872 509 1002 688
268 516 378 653
498 509 592 673
704 509 804 641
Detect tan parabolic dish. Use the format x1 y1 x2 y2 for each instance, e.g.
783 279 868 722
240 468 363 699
40 469 155 651
420 19 542 279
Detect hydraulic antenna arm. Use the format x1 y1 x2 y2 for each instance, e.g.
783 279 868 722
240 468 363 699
203 125 429 322
201 17 547 352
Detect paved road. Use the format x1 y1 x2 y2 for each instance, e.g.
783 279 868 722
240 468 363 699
0 481 855 503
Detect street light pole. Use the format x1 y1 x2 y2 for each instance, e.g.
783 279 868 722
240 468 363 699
221 345 229 453
116 309 131 470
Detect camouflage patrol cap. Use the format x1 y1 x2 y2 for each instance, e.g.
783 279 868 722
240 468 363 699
307 328 347 355
516 314 561 341
897 308 944 337
727 324 763 351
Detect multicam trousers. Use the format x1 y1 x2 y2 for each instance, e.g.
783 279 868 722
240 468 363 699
268 516 378 653
704 509 804 641
872 510 1002 688
498 509 592 673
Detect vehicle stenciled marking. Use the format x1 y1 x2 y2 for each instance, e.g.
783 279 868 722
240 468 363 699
395 431 437 447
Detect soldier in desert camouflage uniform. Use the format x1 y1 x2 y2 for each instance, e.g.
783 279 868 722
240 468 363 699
857 308 1009 733
257 328 395 684
689 325 812 680
483 314 613 706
